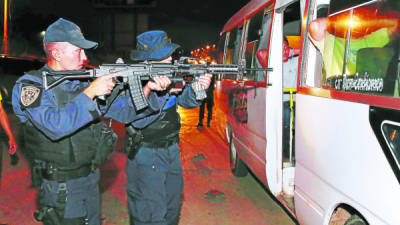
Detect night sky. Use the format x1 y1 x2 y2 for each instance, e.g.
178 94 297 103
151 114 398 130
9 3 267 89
2 0 248 63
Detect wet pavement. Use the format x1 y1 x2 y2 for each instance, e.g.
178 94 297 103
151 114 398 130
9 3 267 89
0 103 296 225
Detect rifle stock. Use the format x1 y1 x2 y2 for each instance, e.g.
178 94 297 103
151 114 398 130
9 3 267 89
42 57 272 111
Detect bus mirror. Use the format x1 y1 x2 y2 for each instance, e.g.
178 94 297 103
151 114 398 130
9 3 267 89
256 49 269 68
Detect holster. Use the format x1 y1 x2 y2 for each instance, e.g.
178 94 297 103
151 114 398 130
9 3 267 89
31 162 44 188
125 126 143 160
34 206 62 225
91 121 118 170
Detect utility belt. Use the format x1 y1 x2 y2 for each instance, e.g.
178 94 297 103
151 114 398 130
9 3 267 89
43 165 92 182
141 136 179 148
33 162 92 184
125 125 179 160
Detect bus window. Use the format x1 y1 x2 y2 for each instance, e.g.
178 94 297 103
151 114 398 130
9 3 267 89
300 1 329 88
217 32 228 64
243 7 273 82
225 26 243 80
228 26 243 65
322 1 400 97
382 122 400 169
244 9 264 82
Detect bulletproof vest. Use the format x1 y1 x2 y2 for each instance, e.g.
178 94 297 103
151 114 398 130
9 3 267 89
140 103 181 141
22 67 100 169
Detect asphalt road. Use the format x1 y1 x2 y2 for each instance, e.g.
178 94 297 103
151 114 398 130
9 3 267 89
0 103 296 225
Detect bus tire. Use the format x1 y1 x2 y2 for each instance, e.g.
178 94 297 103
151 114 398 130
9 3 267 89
344 215 367 225
229 133 248 177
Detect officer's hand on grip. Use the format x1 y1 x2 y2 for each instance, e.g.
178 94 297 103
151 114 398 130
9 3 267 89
198 73 212 90
148 76 172 91
83 72 119 99
143 76 172 98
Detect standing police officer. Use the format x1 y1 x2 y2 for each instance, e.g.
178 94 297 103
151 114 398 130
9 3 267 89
12 19 170 225
125 30 212 225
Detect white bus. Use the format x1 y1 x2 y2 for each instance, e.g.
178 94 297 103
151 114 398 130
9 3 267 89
213 0 400 224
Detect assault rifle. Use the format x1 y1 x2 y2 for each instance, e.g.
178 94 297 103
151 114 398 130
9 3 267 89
42 57 272 111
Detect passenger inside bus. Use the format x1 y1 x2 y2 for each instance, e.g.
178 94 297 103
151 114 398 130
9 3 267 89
282 36 299 161
283 36 300 91
308 11 400 96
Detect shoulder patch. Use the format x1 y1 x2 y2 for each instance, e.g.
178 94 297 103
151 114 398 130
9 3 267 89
20 85 42 108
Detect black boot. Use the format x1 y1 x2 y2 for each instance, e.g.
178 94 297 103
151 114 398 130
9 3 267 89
207 120 211 127
197 122 203 128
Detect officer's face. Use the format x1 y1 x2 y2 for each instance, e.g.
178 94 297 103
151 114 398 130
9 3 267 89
158 56 172 63
58 43 88 70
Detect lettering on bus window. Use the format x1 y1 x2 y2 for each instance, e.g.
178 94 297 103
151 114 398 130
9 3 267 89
318 1 400 97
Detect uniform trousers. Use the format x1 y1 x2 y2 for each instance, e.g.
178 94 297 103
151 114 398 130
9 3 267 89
126 143 183 225
198 97 213 125
39 169 101 225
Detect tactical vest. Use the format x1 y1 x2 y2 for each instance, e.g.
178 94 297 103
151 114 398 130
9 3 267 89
140 103 181 142
22 67 101 169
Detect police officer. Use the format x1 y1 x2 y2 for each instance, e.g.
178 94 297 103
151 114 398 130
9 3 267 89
12 19 169 225
197 75 215 128
125 30 212 225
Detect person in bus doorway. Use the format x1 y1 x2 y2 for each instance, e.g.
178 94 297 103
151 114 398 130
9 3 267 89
0 91 17 187
283 36 300 89
125 30 212 225
197 74 215 128
282 36 299 160
308 15 398 88
11 18 169 225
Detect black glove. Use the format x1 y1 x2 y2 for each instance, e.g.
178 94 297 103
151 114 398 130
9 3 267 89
10 153 19 166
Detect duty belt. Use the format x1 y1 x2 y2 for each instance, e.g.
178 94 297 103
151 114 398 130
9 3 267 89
42 164 92 182
141 136 179 148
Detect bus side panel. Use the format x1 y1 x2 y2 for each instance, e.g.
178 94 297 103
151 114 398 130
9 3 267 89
214 79 237 143
294 93 400 225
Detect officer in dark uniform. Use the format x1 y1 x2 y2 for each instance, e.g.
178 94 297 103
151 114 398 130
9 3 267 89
197 75 215 128
125 30 212 225
11 19 170 225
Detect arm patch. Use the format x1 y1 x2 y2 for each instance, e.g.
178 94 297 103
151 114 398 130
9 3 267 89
20 84 42 108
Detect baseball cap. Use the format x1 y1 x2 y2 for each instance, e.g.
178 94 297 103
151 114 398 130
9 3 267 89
44 18 98 49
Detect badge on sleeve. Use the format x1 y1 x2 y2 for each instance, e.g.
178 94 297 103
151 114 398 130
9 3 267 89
20 85 42 108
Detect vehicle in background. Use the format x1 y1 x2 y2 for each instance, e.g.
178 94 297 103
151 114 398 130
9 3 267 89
0 56 44 104
214 0 400 224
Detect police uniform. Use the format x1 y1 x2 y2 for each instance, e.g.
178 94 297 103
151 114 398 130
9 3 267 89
126 88 202 225
12 63 161 224
11 18 163 224
125 30 206 225
198 75 215 127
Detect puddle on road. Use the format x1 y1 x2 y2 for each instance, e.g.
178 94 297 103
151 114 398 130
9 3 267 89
204 189 226 203
191 154 212 176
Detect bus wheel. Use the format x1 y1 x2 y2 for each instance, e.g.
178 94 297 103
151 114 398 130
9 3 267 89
229 132 248 177
344 215 367 225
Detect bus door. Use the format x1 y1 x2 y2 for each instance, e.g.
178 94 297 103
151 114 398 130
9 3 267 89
257 0 302 196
